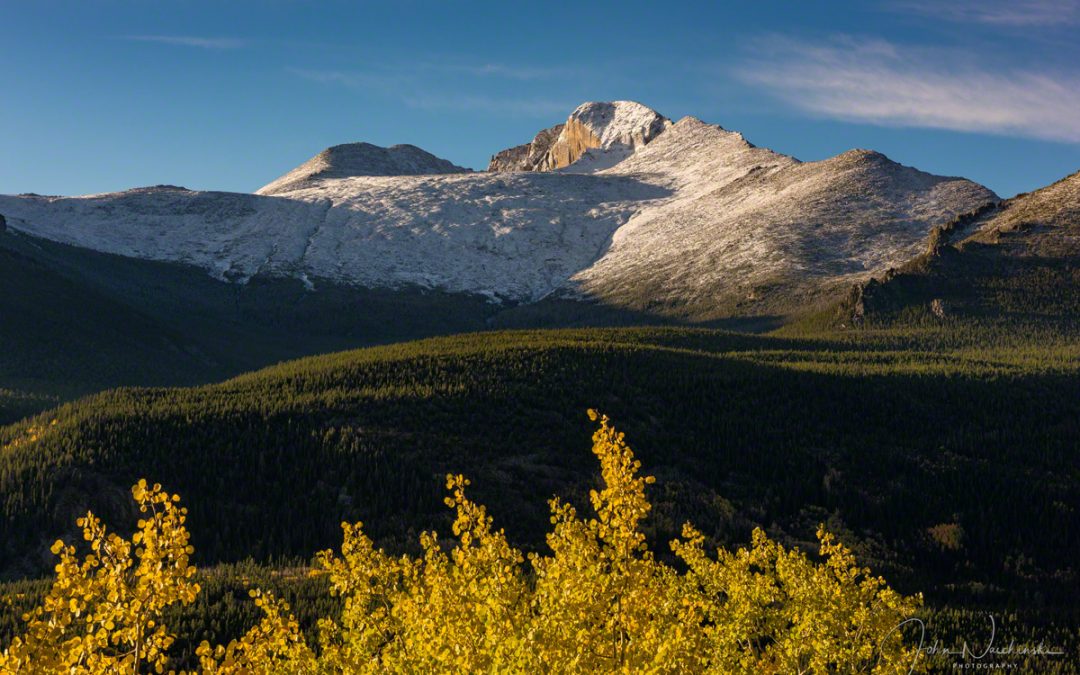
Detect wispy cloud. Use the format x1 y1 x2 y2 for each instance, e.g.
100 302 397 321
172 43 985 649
287 68 384 88
123 35 247 49
738 35 1080 143
425 62 574 80
401 93 572 117
291 60 573 82
888 0 1080 27
287 66 572 117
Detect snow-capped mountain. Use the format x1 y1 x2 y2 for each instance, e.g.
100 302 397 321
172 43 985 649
0 101 998 318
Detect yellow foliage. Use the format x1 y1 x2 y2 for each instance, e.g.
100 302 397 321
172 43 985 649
0 480 199 674
0 411 925 673
195 590 315 674
1 418 58 453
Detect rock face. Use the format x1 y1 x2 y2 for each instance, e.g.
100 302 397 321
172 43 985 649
257 143 470 195
544 101 671 172
489 101 671 173
487 124 564 172
0 212 6 232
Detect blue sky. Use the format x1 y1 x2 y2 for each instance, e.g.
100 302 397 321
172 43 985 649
2 0 1078 198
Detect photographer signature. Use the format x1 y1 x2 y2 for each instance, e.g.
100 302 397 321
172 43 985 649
881 613 1066 673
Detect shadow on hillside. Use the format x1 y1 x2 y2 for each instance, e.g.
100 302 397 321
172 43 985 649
1 338 1077 615
489 296 789 334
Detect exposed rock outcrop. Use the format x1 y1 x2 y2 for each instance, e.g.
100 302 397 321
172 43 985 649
488 101 671 173
258 143 470 195
543 101 671 172
487 124 564 172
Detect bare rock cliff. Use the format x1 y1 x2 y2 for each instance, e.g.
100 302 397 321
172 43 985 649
488 101 671 173
487 124 564 172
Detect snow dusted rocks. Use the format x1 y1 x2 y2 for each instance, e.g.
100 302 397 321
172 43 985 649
489 101 671 173
0 175 668 301
569 121 997 317
967 170 1080 247
0 101 999 319
257 142 470 195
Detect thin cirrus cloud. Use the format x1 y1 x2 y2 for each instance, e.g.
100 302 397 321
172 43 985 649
122 35 248 49
888 0 1080 26
289 61 572 83
286 68 383 88
287 67 572 117
401 93 572 117
428 63 575 80
737 36 1080 144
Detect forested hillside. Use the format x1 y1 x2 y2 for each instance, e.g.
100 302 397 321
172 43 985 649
1 419 937 672
2 327 1076 610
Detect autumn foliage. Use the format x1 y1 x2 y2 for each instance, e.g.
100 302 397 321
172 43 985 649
0 411 924 673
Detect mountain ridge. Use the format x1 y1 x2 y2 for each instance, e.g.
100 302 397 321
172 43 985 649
841 169 1079 326
0 100 999 320
565 116 996 318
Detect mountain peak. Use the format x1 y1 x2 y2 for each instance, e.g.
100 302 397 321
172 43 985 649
488 100 671 173
834 148 891 164
566 101 669 149
257 142 470 196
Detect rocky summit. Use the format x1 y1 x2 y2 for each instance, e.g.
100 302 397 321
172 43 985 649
487 124 565 172
488 101 671 173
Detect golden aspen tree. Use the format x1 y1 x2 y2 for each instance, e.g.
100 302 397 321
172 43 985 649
1 410 926 674
314 474 532 672
528 410 703 673
0 480 200 674
194 589 315 674
672 525 925 673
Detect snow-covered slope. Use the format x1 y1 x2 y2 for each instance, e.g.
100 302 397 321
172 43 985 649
0 101 999 318
257 143 470 195
0 187 329 283
569 117 997 317
0 175 666 301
